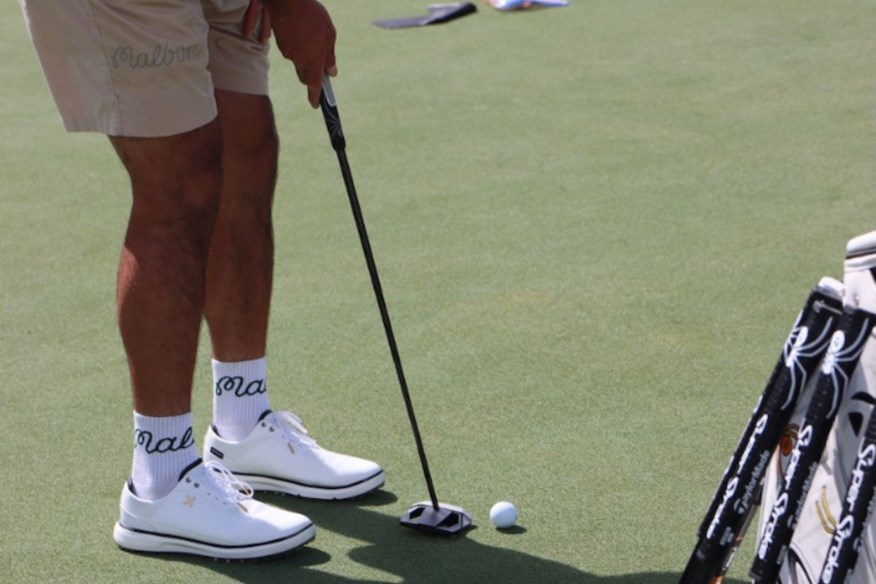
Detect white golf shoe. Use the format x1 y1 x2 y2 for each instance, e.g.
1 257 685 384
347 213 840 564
204 410 385 500
113 460 315 560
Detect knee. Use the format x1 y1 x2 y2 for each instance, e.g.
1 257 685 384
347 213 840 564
216 92 279 199
229 116 279 189
114 121 225 247
248 127 279 194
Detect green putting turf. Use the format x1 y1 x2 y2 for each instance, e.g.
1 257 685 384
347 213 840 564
1 0 874 582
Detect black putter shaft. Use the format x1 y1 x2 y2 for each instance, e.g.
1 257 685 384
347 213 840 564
318 77 440 511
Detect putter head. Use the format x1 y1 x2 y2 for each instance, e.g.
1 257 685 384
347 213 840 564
400 501 473 536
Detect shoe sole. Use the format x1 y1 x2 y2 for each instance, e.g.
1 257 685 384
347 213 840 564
113 521 316 561
235 469 386 500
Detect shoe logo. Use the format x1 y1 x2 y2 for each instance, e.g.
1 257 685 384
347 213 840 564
287 443 295 455
215 376 268 398
238 503 249 513
134 427 195 454
183 496 196 508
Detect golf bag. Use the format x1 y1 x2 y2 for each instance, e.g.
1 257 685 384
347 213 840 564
678 277 844 584
756 231 876 583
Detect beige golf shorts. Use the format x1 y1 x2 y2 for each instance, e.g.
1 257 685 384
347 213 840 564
19 0 270 137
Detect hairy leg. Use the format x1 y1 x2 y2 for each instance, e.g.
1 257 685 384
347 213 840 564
205 90 279 361
111 121 223 416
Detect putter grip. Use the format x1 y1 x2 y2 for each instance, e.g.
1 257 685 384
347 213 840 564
320 76 346 152
818 398 876 583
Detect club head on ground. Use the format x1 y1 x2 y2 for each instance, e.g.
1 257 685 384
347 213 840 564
400 500 473 536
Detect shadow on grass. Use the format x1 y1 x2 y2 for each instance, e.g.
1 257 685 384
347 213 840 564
168 490 746 584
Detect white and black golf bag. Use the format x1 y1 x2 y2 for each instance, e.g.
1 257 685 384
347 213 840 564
758 231 876 583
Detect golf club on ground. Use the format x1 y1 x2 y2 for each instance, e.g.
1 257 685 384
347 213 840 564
318 76 473 536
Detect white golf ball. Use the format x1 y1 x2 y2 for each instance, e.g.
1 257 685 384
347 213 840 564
489 501 518 529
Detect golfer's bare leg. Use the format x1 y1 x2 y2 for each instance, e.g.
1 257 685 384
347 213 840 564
111 121 223 416
205 90 278 361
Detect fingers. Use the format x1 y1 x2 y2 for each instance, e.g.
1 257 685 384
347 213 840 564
243 1 271 43
310 48 337 107
259 11 272 43
325 44 337 78
299 47 337 108
242 0 262 39
307 84 321 109
303 66 334 108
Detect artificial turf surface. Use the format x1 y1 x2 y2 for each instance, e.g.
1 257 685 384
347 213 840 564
1 0 874 582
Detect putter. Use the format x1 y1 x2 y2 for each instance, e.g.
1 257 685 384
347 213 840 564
318 76 473 536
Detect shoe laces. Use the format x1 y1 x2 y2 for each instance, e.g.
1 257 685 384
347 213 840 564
271 411 319 450
201 460 254 504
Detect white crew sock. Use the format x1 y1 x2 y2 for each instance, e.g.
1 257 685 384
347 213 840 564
212 357 271 441
130 412 199 501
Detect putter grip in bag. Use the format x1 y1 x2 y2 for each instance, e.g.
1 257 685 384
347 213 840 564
819 410 876 583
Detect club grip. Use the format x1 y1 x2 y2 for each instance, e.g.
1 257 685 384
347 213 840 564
818 411 876 583
750 307 876 584
320 76 346 152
